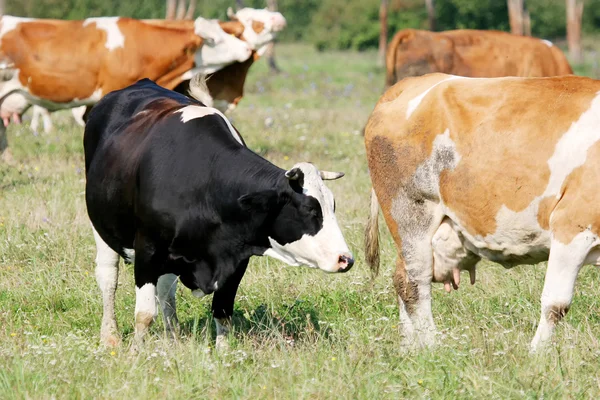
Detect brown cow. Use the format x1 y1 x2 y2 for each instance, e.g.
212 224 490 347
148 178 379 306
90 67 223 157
0 15 252 158
365 73 600 351
385 29 573 88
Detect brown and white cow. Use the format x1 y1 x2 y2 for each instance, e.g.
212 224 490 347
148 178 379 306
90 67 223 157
0 15 252 156
164 7 287 112
385 29 573 88
365 73 600 351
10 8 287 135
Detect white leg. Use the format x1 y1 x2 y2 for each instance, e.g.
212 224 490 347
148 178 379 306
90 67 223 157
92 227 121 347
215 317 231 351
395 239 437 348
530 232 597 352
134 283 158 345
42 109 53 134
30 106 40 133
72 106 86 127
157 274 179 336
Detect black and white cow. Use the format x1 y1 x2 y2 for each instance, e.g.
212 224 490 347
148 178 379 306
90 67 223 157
84 78 354 348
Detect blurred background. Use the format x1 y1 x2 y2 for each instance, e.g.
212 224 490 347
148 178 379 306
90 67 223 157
2 1 596 51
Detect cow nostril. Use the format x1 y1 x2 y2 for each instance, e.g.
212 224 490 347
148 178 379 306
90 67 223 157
338 255 355 272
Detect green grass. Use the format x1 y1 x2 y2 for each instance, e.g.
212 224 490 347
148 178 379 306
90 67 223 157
2 43 600 399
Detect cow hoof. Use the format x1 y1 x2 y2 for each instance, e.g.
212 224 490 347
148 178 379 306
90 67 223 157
101 334 122 348
1 149 14 164
215 335 230 352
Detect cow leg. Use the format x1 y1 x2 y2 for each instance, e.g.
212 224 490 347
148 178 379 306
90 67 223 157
30 106 40 134
157 273 180 338
0 123 10 163
530 232 597 352
211 259 249 350
41 108 53 134
92 228 121 347
132 234 160 349
392 203 444 348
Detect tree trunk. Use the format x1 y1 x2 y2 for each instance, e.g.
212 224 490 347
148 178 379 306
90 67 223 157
166 0 176 20
566 0 584 63
523 10 531 37
184 0 196 20
0 0 5 15
265 0 281 73
378 0 389 67
236 0 245 8
425 0 436 31
507 0 524 36
175 0 187 20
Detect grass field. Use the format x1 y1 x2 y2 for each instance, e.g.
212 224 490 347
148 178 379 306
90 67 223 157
2 43 600 399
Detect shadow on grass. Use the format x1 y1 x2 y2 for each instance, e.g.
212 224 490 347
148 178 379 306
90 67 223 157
179 300 332 344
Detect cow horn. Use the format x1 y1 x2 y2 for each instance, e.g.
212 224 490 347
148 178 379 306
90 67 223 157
227 7 237 20
320 170 344 180
285 167 303 181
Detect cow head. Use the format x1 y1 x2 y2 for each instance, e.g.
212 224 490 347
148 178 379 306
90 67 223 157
393 31 455 80
226 7 287 53
194 17 252 73
240 163 354 273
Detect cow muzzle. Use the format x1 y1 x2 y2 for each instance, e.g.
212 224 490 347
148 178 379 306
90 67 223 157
336 253 355 273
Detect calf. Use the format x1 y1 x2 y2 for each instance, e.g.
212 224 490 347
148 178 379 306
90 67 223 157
365 73 600 351
85 77 353 348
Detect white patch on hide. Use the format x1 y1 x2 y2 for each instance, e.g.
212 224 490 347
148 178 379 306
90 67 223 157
406 76 463 119
83 17 124 51
544 92 600 198
176 105 244 145
542 39 553 47
0 16 34 39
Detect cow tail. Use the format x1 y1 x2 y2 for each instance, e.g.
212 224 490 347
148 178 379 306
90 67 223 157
188 73 213 107
364 188 381 277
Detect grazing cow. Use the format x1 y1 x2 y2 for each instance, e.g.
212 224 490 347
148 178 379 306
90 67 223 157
10 8 287 135
364 73 600 351
85 77 353 348
385 29 573 88
0 15 252 156
155 7 287 112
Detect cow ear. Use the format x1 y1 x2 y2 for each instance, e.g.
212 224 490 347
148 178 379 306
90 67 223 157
238 190 279 212
227 7 237 19
285 167 303 181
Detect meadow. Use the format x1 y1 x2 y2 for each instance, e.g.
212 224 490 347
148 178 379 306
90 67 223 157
2 43 600 399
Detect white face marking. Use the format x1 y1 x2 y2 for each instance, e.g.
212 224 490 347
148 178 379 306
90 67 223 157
0 16 34 39
542 39 553 47
194 17 252 69
176 105 244 145
233 8 287 50
264 163 352 273
406 76 463 119
83 17 124 51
